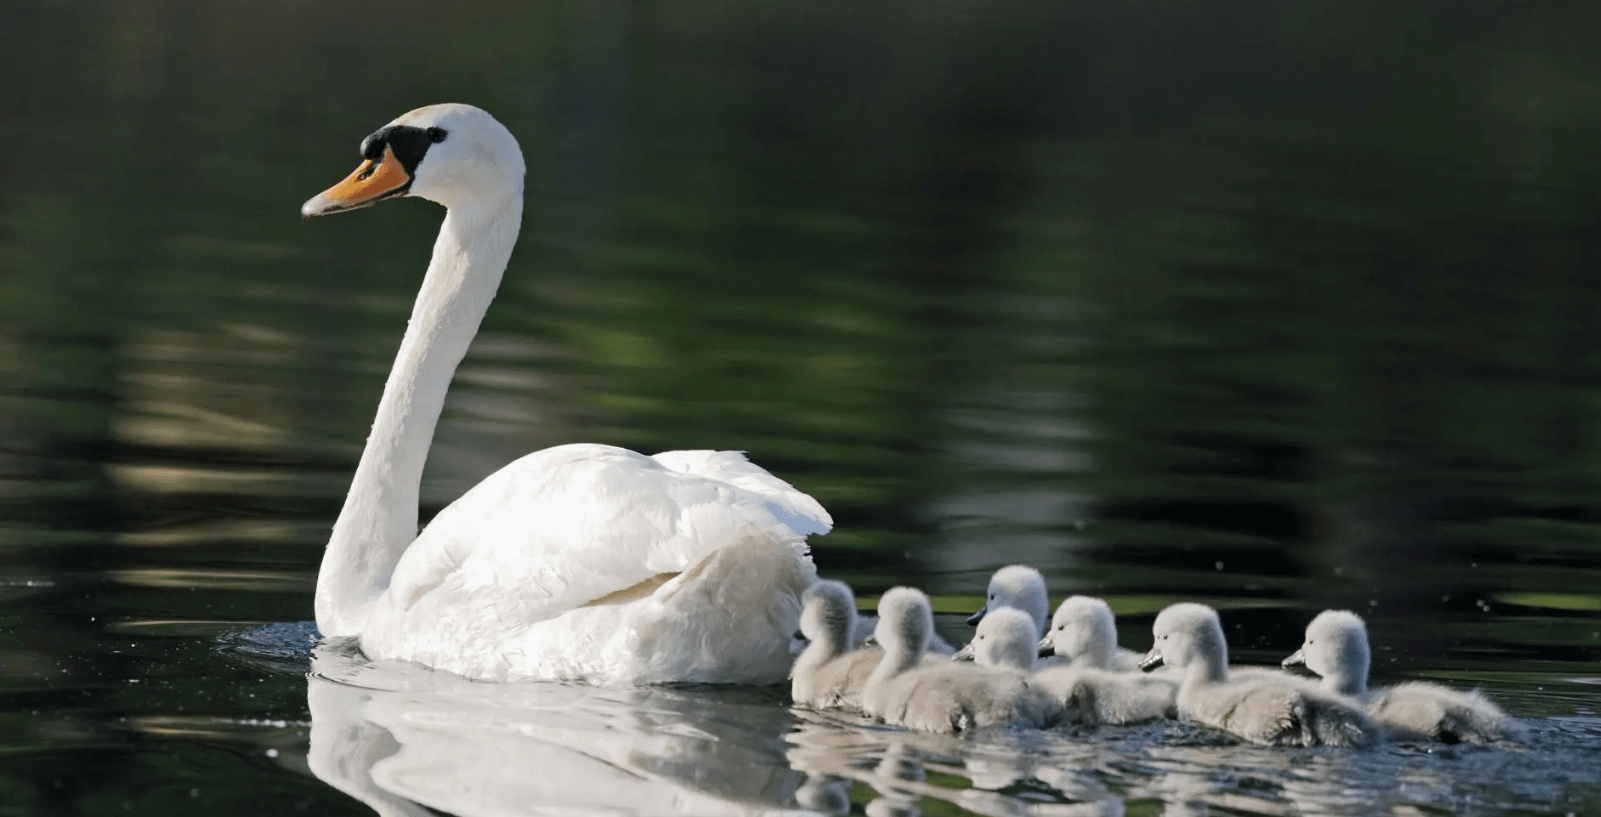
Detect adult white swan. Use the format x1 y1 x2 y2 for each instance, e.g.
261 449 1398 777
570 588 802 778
300 103 830 685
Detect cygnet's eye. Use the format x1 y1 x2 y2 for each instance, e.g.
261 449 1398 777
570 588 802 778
426 127 448 143
1055 624 1064 631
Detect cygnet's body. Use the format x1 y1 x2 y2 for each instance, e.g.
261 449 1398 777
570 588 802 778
975 609 1172 725
1143 603 1379 747
1037 596 1146 672
1283 610 1522 744
791 581 883 710
862 588 1057 733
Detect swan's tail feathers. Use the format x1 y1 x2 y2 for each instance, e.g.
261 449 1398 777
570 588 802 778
625 524 815 685
651 450 833 537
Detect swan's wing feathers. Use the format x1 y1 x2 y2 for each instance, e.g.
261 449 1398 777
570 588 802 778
385 444 815 629
651 450 833 536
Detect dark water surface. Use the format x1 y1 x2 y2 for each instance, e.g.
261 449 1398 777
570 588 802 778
4 1 1601 814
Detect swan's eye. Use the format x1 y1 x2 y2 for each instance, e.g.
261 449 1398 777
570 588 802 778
427 127 448 143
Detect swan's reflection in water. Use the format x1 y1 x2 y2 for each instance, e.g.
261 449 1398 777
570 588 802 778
300 638 1595 817
308 638 805 816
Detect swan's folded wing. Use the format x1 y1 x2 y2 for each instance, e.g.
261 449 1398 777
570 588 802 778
651 450 833 536
383 444 818 628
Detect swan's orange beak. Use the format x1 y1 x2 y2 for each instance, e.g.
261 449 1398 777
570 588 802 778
301 145 412 219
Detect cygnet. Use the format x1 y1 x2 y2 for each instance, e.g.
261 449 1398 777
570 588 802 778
964 565 1050 635
1283 609 1523 744
862 587 1058 733
954 565 1054 663
1037 595 1146 672
1142 603 1380 747
791 580 884 710
975 608 1173 725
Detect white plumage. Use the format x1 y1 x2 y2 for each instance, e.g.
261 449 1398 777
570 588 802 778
1284 609 1522 744
303 104 828 685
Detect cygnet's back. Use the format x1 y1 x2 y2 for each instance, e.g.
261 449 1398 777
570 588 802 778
791 580 882 709
974 608 1173 725
862 588 1057 733
1284 609 1522 744
1144 603 1379 747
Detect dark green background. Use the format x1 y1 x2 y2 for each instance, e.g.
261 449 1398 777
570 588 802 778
2 1 1599 814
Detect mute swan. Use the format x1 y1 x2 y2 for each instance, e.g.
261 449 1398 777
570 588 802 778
974 609 1173 725
1141 603 1379 747
791 580 882 709
1037 596 1146 672
1283 610 1523 744
861 588 1057 733
300 104 830 685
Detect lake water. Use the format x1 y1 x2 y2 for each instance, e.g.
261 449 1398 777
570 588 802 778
3 1 1601 815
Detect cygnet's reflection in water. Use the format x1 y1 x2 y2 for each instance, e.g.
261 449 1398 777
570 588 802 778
306 638 806 816
296 635 1572 817
784 712 1125 817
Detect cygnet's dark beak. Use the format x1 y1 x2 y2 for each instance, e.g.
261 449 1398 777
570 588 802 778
965 605 988 627
1281 648 1306 668
793 630 806 643
1037 638 1056 659
1138 648 1164 672
951 642 976 662
863 634 878 648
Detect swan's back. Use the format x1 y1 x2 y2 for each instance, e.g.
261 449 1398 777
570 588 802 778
365 444 824 684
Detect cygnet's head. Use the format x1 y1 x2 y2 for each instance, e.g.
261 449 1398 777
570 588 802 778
798 580 858 653
966 565 1049 637
1140 603 1226 672
969 608 1039 672
1283 609 1370 685
874 587 933 656
1040 595 1119 665
302 103 525 218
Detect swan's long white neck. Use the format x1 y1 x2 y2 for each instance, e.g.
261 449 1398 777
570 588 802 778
316 194 522 635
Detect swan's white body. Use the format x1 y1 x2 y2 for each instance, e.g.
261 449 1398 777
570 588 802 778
303 104 828 685
1284 610 1522 744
